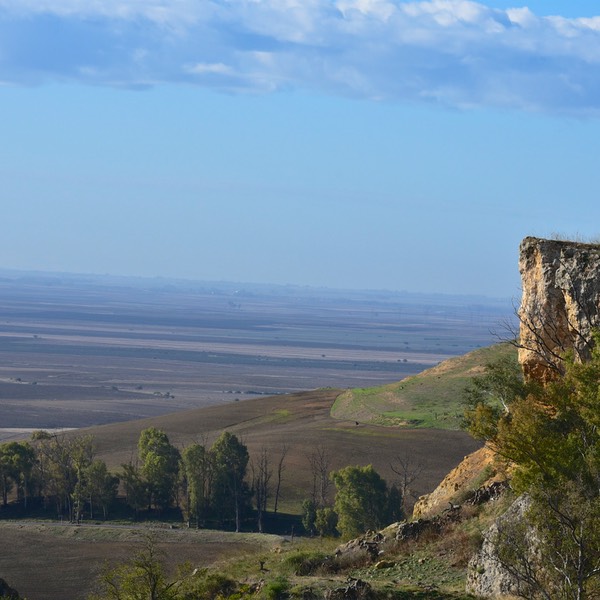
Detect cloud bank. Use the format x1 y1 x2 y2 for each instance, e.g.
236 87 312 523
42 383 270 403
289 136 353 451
2 0 600 114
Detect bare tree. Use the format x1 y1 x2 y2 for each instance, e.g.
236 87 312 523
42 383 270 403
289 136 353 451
251 447 272 533
390 453 424 510
479 489 600 600
501 253 600 381
307 445 332 508
502 298 592 380
32 432 95 521
273 443 288 514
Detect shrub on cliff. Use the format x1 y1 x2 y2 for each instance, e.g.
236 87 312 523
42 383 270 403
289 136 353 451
464 335 600 599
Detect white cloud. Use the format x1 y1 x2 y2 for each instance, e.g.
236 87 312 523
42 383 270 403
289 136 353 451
1 0 600 114
186 62 233 75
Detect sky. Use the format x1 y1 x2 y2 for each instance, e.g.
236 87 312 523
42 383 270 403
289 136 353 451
2 1 600 299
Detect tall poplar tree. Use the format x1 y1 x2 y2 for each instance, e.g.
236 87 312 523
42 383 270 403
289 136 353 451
210 432 249 532
138 428 180 511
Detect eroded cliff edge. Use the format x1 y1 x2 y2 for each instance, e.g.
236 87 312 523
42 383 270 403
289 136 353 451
518 236 600 382
466 236 600 598
416 237 600 518
410 237 600 597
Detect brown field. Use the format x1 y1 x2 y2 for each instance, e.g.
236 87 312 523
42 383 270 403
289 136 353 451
0 521 284 600
0 273 511 434
84 388 481 513
0 388 481 600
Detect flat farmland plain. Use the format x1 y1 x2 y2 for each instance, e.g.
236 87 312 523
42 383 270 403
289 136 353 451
0 273 509 600
0 272 513 436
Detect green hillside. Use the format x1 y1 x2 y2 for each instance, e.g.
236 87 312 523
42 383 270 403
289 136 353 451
332 343 516 429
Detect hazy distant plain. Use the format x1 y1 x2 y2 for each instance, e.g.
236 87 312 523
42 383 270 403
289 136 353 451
0 273 513 433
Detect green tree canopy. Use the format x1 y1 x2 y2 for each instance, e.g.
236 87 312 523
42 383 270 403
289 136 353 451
315 506 338 537
86 459 119 520
121 462 147 517
33 433 95 520
210 432 250 532
138 428 180 511
0 441 36 508
331 465 389 538
91 535 180 600
180 443 212 528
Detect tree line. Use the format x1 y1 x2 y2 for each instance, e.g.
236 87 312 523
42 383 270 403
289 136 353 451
1 427 410 537
0 431 118 522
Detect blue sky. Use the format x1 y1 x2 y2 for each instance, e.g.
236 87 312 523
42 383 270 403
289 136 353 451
1 1 600 298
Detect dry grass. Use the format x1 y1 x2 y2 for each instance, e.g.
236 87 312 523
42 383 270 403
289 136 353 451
0 387 481 599
0 279 505 599
0 520 283 600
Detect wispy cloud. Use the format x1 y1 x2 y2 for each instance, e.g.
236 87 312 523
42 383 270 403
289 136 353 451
1 0 600 114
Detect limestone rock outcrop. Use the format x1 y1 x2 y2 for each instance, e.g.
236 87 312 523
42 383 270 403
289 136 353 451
519 237 600 382
466 495 533 599
412 446 500 519
466 236 600 598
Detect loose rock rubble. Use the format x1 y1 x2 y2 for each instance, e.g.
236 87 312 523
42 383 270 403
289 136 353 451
326 577 371 600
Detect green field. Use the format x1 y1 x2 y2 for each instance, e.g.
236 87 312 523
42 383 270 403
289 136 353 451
332 343 516 429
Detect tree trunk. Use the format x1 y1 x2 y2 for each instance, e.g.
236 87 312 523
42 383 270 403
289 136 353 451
1 476 8 507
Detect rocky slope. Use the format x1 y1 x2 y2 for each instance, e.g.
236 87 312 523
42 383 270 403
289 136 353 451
412 446 502 519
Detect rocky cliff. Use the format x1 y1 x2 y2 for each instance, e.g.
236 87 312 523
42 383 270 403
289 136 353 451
518 237 600 382
416 237 600 522
466 495 533 598
466 236 600 598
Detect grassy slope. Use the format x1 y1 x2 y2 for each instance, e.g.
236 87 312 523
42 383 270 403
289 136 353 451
0 514 488 600
0 521 284 600
83 388 480 515
331 343 515 430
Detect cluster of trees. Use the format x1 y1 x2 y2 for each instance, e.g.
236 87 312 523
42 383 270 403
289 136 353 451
464 335 600 599
0 432 118 521
121 429 292 532
122 429 407 538
121 429 254 531
1 427 410 540
0 427 288 531
301 444 405 538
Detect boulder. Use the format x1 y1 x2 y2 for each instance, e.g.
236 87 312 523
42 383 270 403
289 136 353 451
326 578 371 600
412 446 502 519
466 495 533 598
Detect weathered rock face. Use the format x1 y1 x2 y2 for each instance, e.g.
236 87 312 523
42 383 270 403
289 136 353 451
466 495 532 598
412 446 500 519
519 237 600 382
465 237 600 598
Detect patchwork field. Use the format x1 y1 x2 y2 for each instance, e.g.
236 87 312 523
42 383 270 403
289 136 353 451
0 272 512 435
